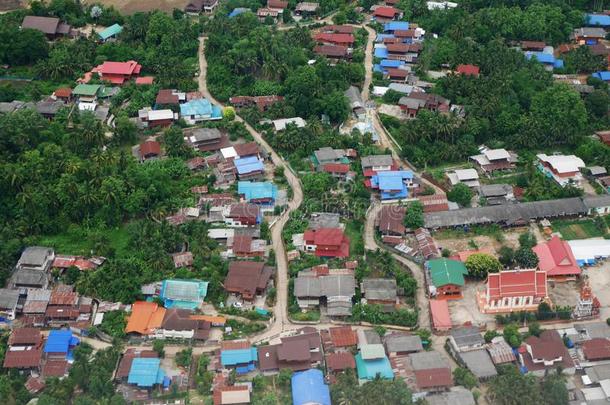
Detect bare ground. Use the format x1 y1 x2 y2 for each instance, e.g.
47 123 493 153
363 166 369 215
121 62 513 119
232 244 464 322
82 0 189 14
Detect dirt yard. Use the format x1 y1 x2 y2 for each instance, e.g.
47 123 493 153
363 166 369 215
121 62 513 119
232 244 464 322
587 261 610 320
433 226 530 256
83 0 189 14
546 279 580 308
448 280 495 328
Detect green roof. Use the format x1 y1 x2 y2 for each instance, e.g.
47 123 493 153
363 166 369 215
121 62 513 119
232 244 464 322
73 84 101 96
428 258 467 287
98 23 123 40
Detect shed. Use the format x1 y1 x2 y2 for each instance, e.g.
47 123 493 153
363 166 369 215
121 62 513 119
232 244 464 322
98 23 123 41
291 369 331 405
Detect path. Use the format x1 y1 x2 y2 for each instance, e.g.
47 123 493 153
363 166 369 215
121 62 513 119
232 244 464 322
277 12 338 31
198 36 303 340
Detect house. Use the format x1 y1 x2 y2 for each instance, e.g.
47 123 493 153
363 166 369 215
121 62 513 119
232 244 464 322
234 156 265 180
524 52 564 70
303 228 350 258
10 246 54 289
478 184 515 205
171 252 193 268
72 84 102 107
345 86 365 118
361 155 394 175
478 269 548 313
213 385 251 405
408 351 453 392
384 333 423 356
446 169 480 188
398 93 450 118
313 32 355 47
429 299 452 332
155 89 183 108
257 8 280 22
93 60 141 85
186 128 229 152
21 16 71 39
220 341 258 372
322 163 353 181
295 2 319 16
582 338 610 361
258 330 323 372
139 108 176 128
128 358 166 388
160 279 208 310
356 344 394 381
455 64 480 77
184 0 219 13
291 369 331 405
293 272 356 316
426 387 475 405
377 205 406 236
320 25 354 34
138 140 161 162
470 148 518 174
238 181 278 206
386 68 410 82
415 227 440 259
224 203 262 227
426 258 468 300
43 329 79 361
326 352 356 374
3 328 44 370
328 326 358 349
572 27 607 44
135 76 154 85
448 326 485 352
154 308 210 340
519 330 575 377
586 13 610 28
536 153 585 187
227 234 266 258
487 336 516 365
373 6 401 22
383 21 409 33
417 194 449 213
312 147 349 169
521 41 546 51
115 349 158 381
229 95 284 112
0 289 20 320
125 301 166 335
98 23 123 42
456 349 497 380
592 71 610 82
267 0 288 10
224 261 273 301
361 278 397 308
369 170 414 200
180 98 223 124
583 195 610 216
533 236 581 280
271 117 306 131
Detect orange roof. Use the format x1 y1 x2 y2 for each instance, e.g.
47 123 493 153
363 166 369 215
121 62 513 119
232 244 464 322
451 248 493 262
125 301 166 335
429 299 451 330
190 315 226 325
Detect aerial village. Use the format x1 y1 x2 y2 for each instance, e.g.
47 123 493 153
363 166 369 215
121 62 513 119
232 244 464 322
2 0 610 404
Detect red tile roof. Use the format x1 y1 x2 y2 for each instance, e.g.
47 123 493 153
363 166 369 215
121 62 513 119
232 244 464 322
386 43 410 53
532 236 581 277
125 301 166 335
487 269 547 301
305 228 345 246
233 235 253 254
417 195 449 213
313 32 355 45
386 68 409 78
9 328 42 346
583 338 610 361
413 368 453 389
224 261 271 299
49 291 78 306
314 45 349 58
456 64 480 76
221 340 252 350
429 299 451 331
326 352 356 371
450 248 493 262
25 377 45 394
329 326 358 347
135 76 154 85
374 6 398 18
320 25 355 34
234 142 259 157
267 0 288 8
156 89 180 105
378 205 406 235
54 88 72 98
323 163 350 174
524 330 572 364
96 60 141 75
140 140 161 157
3 347 42 368
42 360 68 377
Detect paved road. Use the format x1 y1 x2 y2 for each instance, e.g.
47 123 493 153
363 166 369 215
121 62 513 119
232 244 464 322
198 36 303 340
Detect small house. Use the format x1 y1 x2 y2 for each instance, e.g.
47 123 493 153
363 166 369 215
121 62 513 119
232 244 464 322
426 258 468 300
303 228 350 258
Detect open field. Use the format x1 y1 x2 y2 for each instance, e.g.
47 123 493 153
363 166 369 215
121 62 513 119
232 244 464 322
83 0 190 14
552 218 605 240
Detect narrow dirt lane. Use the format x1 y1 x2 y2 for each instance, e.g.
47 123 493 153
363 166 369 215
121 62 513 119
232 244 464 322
198 37 303 340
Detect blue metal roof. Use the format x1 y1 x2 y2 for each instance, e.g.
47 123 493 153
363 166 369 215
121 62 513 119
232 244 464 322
380 59 404 68
128 358 165 387
374 47 388 58
180 98 212 116
375 33 395 42
525 51 555 64
44 330 76 354
592 71 610 81
291 369 331 405
586 13 610 27
234 156 264 175
355 353 394 380
220 347 258 366
229 7 250 17
238 181 278 202
98 23 123 40
384 21 409 32
160 279 208 310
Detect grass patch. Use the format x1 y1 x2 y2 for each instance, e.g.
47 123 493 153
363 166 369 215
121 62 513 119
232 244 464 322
34 225 131 257
345 219 365 256
552 219 604 240
433 224 505 242
289 309 320 322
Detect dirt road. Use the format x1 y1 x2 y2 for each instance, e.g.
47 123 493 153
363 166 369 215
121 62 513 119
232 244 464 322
198 36 303 340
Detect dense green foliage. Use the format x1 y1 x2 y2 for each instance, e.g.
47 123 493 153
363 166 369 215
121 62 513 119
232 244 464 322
464 253 503 278
99 310 127 338
489 365 569 405
331 371 414 404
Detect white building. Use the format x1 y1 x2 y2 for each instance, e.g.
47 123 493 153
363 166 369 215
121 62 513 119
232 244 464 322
446 168 480 188
536 153 585 187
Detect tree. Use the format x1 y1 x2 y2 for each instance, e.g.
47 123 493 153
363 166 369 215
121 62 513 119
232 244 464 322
223 106 236 121
99 310 127 338
518 232 537 249
175 348 193 368
502 323 522 348
447 183 473 207
464 253 503 279
498 246 515 267
585 89 610 119
152 340 165 358
403 201 424 229
317 91 350 123
484 329 499 343
542 371 568 405
489 364 542 405
528 321 542 337
331 371 414 404
277 368 293 387
112 114 138 145
162 127 193 159
453 367 477 389
515 247 539 268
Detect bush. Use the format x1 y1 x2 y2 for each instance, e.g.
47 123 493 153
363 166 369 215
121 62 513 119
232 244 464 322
465 253 503 279
447 183 473 207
